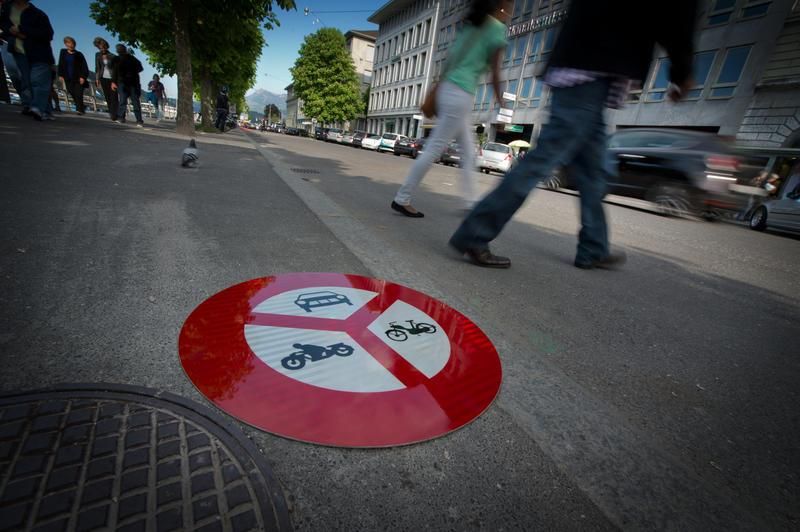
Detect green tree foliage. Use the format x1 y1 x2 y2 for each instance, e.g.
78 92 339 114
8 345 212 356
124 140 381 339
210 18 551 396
290 28 363 125
264 103 282 123
90 0 295 133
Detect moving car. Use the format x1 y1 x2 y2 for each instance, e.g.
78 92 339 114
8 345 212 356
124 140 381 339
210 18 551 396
393 137 424 158
378 132 408 153
749 163 800 233
361 133 382 150
477 142 513 174
440 142 462 166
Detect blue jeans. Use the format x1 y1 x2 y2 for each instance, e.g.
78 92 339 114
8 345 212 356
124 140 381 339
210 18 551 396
9 51 32 108
118 82 143 123
450 79 611 264
1 44 25 102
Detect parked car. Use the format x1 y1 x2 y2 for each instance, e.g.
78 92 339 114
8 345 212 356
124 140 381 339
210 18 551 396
284 127 300 136
361 133 382 150
393 137 424 158
298 128 309 137
440 142 463 166
477 142 513 174
315 127 329 141
378 133 407 153
352 131 366 147
327 128 344 143
749 162 800 233
341 132 355 145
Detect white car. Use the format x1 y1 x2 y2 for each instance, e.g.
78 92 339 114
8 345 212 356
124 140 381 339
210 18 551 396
361 133 382 150
378 133 408 153
477 142 513 174
327 128 344 143
340 132 355 145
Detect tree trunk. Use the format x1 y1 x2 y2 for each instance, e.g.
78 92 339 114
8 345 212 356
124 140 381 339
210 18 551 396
172 0 194 136
199 74 215 130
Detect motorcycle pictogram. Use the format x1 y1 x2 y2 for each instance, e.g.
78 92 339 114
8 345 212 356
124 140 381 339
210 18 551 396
384 320 437 342
281 342 355 370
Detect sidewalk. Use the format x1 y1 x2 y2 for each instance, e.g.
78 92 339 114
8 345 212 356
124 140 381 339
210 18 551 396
0 104 614 530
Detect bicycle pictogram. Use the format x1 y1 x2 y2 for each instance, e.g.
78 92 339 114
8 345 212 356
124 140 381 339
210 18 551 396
384 320 437 342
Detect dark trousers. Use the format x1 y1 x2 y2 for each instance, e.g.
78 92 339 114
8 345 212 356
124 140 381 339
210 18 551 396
99 78 118 120
450 79 612 264
65 79 85 113
215 109 228 131
118 82 143 123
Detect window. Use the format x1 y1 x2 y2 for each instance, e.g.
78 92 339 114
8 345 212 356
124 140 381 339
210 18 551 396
446 25 453 43
414 24 421 47
513 36 527 65
710 45 751 97
411 56 418 78
540 29 557 61
419 52 427 76
707 0 736 25
531 81 543 107
424 19 431 44
503 41 514 65
506 79 519 99
523 0 535 14
741 0 770 18
513 0 524 18
400 32 406 52
520 76 533 99
400 87 406 108
482 85 493 110
645 58 671 101
528 31 543 60
686 50 717 98
474 84 485 111
416 83 423 105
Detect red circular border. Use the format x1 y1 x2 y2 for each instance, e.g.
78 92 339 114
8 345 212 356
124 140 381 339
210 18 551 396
179 273 502 447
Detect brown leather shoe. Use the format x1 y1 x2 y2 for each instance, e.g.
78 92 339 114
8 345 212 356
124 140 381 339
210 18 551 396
464 248 511 268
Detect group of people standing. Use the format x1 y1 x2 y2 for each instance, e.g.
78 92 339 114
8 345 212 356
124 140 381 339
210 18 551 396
0 0 166 125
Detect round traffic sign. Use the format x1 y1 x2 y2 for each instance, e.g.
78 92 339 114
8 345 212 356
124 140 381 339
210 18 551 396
179 273 501 447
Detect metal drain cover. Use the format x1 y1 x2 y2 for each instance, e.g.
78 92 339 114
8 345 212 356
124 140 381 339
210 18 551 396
0 384 291 531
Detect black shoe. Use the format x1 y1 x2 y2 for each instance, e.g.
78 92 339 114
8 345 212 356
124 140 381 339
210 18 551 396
463 247 511 268
391 201 424 218
21 107 32 116
574 251 627 270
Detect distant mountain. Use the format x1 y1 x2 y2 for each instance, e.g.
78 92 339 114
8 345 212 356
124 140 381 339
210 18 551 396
246 88 287 114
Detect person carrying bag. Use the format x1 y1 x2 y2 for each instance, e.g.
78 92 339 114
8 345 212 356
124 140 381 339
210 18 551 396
391 0 510 218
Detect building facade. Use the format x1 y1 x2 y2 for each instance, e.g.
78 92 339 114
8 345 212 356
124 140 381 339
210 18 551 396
284 83 306 129
369 0 800 149
345 30 378 131
367 0 442 138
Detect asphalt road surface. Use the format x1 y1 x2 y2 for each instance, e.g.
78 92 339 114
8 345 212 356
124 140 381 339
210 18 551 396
1 105 797 530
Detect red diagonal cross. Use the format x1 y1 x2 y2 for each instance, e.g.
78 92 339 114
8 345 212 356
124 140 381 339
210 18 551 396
247 295 430 388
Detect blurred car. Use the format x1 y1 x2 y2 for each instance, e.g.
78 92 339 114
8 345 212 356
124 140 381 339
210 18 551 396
361 133 382 150
394 137 424 158
439 142 463 166
378 132 407 153
315 127 329 141
749 163 800 233
477 142 513 174
341 132 355 145
352 131 366 147
285 127 300 136
327 128 344 143
298 128 309 137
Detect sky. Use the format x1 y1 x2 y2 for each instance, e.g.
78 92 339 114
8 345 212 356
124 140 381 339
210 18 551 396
36 0 379 98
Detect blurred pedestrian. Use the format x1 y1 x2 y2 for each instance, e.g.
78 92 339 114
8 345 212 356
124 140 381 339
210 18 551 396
93 37 118 122
48 63 60 111
147 74 166 120
112 43 143 126
215 86 229 132
57 36 89 114
391 0 511 218
0 0 56 121
1 33 25 103
449 0 697 268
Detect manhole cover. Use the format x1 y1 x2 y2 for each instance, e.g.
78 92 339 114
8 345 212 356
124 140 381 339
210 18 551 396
0 384 291 532
289 168 319 175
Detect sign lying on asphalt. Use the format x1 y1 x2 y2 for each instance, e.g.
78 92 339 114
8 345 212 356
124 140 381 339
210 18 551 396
179 273 502 447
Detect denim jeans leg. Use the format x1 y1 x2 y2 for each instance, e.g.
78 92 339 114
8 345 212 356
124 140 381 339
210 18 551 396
566 116 610 263
11 52 32 108
450 80 610 252
130 87 143 123
29 62 52 114
118 83 129 121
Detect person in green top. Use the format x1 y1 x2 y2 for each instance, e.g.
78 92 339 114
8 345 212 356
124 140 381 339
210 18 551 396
391 0 511 218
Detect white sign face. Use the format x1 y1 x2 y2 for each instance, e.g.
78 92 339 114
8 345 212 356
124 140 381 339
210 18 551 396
499 108 514 117
502 92 517 102
413 114 424 120
496 114 513 124
244 286 452 393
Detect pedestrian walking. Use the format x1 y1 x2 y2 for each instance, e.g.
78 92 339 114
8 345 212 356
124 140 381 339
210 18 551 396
391 0 511 218
147 74 166 120
48 63 60 111
449 0 697 268
0 34 25 103
0 0 55 121
57 36 89 114
93 37 118 121
112 43 143 126
215 87 229 132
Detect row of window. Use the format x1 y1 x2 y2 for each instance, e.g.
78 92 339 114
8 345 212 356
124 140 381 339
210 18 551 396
509 0 565 20
503 27 557 67
631 44 753 102
473 77 546 112
369 83 425 112
707 0 771 26
376 18 434 65
379 0 437 33
373 52 428 88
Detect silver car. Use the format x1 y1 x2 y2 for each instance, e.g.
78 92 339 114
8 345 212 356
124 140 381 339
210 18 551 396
749 168 800 233
477 142 513 174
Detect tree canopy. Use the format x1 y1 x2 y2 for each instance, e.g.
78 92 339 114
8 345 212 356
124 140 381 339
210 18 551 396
290 28 363 125
264 103 282 123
